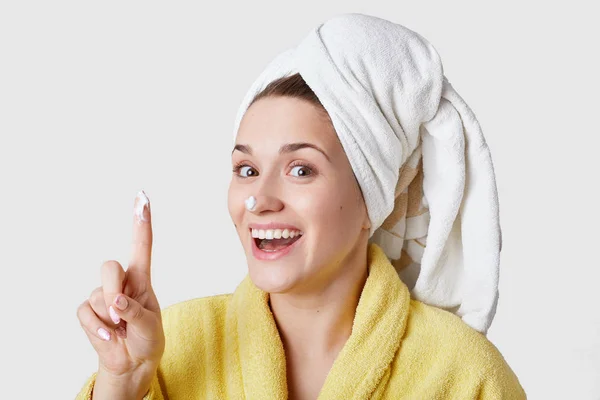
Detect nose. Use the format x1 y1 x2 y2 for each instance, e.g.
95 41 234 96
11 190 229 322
245 194 283 215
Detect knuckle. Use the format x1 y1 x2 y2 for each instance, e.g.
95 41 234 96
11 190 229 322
134 239 152 248
76 300 90 323
89 294 106 313
137 291 149 305
101 260 122 275
132 303 145 322
89 286 103 301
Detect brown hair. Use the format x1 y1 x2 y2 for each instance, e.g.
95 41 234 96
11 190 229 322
247 72 366 204
248 72 331 122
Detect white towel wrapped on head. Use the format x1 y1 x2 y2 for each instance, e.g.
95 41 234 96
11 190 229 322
232 13 502 335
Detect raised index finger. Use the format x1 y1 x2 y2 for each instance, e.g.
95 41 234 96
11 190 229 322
129 189 153 276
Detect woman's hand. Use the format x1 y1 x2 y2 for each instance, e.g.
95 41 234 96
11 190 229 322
77 191 165 381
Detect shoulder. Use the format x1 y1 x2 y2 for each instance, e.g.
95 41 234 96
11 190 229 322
406 299 498 358
405 299 511 370
402 300 526 397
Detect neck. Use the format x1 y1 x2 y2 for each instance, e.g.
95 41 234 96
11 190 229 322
268 239 369 362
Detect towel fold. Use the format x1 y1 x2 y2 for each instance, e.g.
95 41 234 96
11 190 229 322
233 13 502 334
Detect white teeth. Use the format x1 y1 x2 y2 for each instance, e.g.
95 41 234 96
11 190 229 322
251 228 302 239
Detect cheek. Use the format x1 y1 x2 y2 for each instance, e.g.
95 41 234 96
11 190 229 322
297 184 357 232
227 182 244 227
328 179 364 235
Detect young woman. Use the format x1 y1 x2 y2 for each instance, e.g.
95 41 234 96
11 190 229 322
76 14 526 400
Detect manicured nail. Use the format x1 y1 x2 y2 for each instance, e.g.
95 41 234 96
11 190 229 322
115 326 127 339
109 305 120 324
134 190 150 224
97 327 111 341
114 294 128 310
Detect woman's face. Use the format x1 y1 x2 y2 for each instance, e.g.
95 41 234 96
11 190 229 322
228 96 371 294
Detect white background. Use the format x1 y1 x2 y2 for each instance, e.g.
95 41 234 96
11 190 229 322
1 1 599 399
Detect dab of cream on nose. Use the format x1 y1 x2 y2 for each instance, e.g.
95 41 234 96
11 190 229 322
135 190 150 223
245 196 256 211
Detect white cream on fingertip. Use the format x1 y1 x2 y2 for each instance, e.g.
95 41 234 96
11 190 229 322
134 190 150 224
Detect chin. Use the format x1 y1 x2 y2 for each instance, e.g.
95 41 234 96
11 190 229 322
247 262 299 294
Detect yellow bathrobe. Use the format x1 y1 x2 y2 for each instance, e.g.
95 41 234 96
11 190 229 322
76 243 526 399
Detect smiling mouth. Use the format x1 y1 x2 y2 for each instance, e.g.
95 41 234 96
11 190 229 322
253 234 303 252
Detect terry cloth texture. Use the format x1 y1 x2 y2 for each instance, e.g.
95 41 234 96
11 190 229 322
76 243 525 399
233 13 503 334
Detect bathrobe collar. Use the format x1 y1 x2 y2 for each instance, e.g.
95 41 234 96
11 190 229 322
230 242 411 399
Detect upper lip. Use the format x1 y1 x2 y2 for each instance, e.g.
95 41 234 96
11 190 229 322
248 222 302 232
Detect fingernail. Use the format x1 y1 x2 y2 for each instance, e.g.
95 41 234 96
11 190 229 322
97 327 111 341
114 294 128 310
109 305 121 324
115 326 127 339
134 190 150 224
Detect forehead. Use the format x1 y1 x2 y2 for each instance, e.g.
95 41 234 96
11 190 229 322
236 96 336 147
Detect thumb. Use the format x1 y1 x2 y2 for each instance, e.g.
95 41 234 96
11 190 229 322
111 293 159 338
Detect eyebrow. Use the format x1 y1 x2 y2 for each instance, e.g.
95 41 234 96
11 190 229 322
232 142 331 163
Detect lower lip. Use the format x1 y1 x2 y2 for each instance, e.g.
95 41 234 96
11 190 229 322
251 234 303 261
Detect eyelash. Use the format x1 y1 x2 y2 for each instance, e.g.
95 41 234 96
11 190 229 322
232 161 317 178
